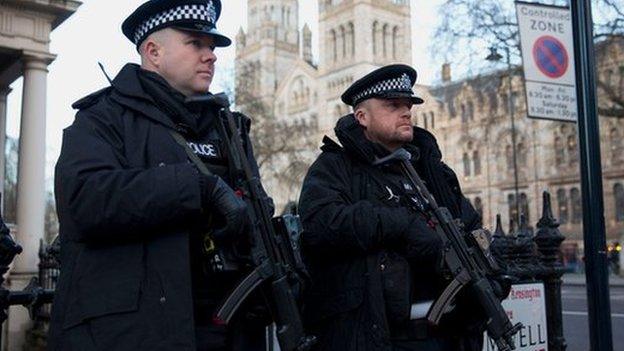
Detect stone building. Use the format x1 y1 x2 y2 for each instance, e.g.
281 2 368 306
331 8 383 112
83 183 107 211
424 35 624 250
234 1 624 252
0 1 81 350
236 0 413 209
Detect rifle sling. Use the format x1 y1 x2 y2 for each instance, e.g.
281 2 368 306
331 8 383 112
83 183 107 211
169 129 215 177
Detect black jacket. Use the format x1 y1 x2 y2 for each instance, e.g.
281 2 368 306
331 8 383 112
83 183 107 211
298 115 481 350
48 64 260 351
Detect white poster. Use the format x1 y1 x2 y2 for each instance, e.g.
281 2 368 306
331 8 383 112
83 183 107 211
516 1 578 122
483 283 549 351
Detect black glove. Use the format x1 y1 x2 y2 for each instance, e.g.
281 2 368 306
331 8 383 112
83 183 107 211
490 274 515 300
201 175 249 243
402 215 444 272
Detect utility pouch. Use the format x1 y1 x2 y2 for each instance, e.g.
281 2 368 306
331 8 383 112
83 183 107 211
381 251 413 325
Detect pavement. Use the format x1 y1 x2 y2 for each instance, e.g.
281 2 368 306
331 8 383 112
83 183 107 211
563 273 624 287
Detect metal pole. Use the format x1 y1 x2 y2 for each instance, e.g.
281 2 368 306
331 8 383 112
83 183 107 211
506 46 521 225
570 0 613 350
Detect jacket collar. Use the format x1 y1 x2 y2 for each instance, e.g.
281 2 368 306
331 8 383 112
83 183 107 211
108 63 176 129
334 114 388 164
333 114 443 164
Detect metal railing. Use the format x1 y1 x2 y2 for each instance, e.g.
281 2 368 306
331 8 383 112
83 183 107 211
491 191 567 351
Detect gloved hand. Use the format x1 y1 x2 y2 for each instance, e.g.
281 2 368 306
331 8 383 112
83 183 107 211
201 175 250 243
490 274 515 300
402 215 444 272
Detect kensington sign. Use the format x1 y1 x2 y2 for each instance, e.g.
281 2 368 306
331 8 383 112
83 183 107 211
483 283 548 351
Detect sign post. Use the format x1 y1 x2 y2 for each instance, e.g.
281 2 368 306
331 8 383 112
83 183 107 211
516 2 578 122
570 0 613 349
516 1 613 349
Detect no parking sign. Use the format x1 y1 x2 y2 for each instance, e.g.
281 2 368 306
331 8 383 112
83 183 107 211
516 1 578 122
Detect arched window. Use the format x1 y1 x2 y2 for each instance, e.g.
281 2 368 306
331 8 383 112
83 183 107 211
501 93 509 114
468 101 475 120
474 197 483 218
339 25 346 59
430 112 435 129
330 29 337 62
519 193 530 223
508 194 518 227
610 128 623 164
392 26 399 59
568 135 579 165
382 24 389 57
463 153 471 177
570 188 582 223
461 104 468 122
473 150 481 175
489 93 498 115
422 113 428 129
615 183 624 222
448 100 456 118
512 92 520 109
517 142 527 167
557 188 568 224
605 69 614 88
372 21 378 56
348 22 355 57
554 136 565 165
505 144 514 170
287 7 291 26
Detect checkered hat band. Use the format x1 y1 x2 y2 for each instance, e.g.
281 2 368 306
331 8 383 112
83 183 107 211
133 3 217 44
352 73 413 104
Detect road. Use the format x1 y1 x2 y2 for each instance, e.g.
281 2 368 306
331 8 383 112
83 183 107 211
562 285 624 351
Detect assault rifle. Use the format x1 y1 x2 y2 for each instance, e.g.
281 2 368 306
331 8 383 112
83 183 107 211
185 94 316 351
374 148 522 351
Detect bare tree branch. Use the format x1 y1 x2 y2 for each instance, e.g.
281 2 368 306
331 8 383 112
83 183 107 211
433 0 624 118
223 62 318 209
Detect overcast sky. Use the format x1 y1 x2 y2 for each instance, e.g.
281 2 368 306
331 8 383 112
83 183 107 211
5 0 442 183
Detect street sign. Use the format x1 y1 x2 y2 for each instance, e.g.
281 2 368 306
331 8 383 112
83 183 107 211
516 1 578 122
533 36 569 78
482 283 548 351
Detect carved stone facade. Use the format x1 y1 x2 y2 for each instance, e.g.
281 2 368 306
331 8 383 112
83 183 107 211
235 1 624 249
236 0 412 210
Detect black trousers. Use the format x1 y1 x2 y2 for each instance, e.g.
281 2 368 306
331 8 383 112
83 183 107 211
195 323 265 351
392 338 460 351
392 335 483 351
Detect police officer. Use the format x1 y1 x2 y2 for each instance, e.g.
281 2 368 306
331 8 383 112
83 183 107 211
48 1 268 350
298 64 485 351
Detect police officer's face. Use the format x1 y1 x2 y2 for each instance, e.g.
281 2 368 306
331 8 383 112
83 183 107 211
149 29 217 96
355 98 414 151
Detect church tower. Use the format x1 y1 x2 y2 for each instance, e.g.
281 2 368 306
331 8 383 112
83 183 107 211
318 0 412 133
235 0 301 111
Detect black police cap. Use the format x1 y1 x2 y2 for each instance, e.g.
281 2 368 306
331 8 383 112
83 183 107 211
341 64 425 107
122 0 232 49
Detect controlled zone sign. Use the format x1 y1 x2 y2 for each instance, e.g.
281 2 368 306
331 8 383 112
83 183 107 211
516 1 578 122
482 283 548 351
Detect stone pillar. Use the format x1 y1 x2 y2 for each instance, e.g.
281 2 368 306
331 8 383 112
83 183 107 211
6 53 52 351
0 87 11 211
